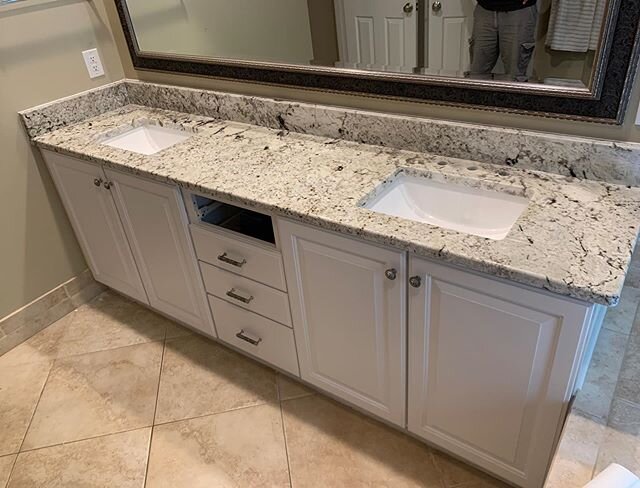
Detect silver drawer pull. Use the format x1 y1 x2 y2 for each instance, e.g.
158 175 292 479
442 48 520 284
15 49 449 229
217 252 247 268
226 288 254 304
236 329 262 346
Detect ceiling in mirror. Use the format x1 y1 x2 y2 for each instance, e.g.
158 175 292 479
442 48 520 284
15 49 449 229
115 0 640 123
126 0 606 90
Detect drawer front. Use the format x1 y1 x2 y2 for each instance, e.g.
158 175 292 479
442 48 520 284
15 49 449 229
201 262 292 327
191 224 286 291
210 296 299 375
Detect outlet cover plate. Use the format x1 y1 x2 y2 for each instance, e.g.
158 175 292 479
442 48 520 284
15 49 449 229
82 48 105 79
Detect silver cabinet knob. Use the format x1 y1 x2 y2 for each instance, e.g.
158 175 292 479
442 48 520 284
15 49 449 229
403 2 414 13
93 178 103 187
432 1 442 12
385 268 398 280
103 181 113 190
409 276 422 288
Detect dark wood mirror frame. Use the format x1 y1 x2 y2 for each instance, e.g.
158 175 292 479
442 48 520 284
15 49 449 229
114 0 640 124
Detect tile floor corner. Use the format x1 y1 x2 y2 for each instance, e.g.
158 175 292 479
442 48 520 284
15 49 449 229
0 290 509 488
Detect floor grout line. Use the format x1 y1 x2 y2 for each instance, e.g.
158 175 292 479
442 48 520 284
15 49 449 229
3 452 20 488
153 400 275 428
16 361 54 454
278 393 315 404
15 425 153 456
278 399 294 488
6 360 55 486
0 337 167 369
143 330 168 488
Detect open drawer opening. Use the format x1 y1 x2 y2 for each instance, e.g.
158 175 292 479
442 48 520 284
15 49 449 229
190 194 276 245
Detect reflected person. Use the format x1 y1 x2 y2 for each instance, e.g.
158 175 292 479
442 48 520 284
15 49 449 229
469 0 538 82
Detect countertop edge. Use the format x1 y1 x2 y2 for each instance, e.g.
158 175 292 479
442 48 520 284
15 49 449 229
35 140 621 307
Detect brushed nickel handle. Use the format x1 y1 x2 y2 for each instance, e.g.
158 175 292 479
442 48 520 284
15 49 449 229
93 178 103 187
218 252 247 268
403 2 414 13
409 275 422 288
226 288 254 304
432 1 442 12
103 181 113 190
236 329 262 346
385 268 398 280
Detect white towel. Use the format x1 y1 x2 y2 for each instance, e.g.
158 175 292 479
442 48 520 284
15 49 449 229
583 464 640 488
546 0 606 52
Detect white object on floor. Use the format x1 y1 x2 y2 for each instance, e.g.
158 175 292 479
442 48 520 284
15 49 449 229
363 173 529 240
584 464 640 488
102 124 191 155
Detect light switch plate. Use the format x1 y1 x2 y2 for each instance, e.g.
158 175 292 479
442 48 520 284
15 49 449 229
82 48 105 79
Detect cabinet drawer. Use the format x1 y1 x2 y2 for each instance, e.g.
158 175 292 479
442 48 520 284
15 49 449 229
200 262 292 327
191 224 286 291
210 296 299 376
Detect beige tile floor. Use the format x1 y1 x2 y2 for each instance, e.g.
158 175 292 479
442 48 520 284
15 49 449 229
0 290 509 488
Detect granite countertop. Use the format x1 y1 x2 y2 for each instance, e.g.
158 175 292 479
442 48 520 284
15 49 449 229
30 104 640 306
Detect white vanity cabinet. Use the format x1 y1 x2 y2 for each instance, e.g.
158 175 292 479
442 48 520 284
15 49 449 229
43 150 215 336
44 147 597 488
278 219 407 426
407 257 592 488
43 151 148 303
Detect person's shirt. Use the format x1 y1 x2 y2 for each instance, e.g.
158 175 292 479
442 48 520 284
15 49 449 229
477 0 536 11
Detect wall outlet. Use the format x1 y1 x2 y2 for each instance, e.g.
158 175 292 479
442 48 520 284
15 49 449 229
82 48 105 79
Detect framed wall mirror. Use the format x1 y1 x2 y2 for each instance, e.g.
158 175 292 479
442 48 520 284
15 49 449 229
114 0 640 123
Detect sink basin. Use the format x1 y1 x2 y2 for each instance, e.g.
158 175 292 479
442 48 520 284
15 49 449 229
362 173 528 240
101 124 191 155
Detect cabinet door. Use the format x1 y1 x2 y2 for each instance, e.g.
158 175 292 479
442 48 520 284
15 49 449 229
104 169 215 336
43 151 147 303
407 257 591 488
278 219 406 425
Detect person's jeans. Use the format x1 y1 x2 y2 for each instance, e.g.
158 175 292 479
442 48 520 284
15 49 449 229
469 4 538 82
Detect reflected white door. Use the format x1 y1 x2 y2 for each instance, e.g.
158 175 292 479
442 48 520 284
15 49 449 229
335 0 418 72
424 0 474 76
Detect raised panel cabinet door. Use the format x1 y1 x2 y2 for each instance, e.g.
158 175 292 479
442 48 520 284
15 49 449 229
278 219 406 426
426 0 474 75
43 151 147 303
407 257 591 488
335 0 418 72
104 169 215 337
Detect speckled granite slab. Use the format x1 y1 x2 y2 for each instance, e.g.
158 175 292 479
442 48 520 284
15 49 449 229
21 81 128 139
27 104 640 305
20 79 640 186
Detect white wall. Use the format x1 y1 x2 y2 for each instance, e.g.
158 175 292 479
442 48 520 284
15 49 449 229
126 0 314 65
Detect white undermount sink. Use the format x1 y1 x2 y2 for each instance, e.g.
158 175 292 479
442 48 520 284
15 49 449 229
363 173 529 240
101 124 191 155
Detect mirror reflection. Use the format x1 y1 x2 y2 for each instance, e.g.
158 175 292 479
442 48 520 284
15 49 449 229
126 0 608 88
